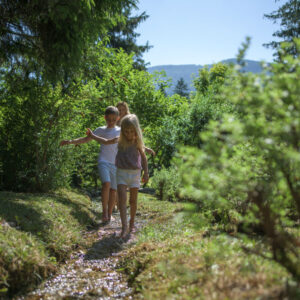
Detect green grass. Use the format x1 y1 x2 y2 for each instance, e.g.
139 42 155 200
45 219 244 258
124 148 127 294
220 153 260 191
121 195 297 300
0 189 99 296
1 190 298 299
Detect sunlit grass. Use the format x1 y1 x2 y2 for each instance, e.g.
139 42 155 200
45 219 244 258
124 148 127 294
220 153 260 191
121 195 296 300
0 189 99 296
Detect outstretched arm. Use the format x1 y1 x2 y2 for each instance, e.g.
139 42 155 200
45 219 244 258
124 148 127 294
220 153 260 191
86 128 119 145
60 136 92 146
138 148 149 184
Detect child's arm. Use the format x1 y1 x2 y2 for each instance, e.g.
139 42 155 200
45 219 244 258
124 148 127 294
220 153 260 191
145 146 155 156
138 148 149 184
86 128 119 145
60 136 92 146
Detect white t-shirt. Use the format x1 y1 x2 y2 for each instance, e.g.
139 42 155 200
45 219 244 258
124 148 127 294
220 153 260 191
93 126 120 164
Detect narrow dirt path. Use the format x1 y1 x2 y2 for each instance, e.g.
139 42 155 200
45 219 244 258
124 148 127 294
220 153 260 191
18 210 148 300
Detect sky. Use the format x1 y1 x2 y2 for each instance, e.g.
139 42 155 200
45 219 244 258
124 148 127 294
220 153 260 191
136 0 282 66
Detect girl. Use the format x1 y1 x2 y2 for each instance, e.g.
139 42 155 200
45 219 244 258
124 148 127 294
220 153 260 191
116 101 155 156
116 101 130 127
115 114 149 238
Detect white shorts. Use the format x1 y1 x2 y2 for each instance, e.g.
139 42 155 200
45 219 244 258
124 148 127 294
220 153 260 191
116 168 141 189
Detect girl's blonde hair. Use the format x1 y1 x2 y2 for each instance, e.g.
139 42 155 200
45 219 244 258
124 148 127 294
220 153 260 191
116 101 130 115
118 114 144 150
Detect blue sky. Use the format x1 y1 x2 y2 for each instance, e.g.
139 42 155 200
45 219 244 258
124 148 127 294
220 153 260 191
136 0 282 66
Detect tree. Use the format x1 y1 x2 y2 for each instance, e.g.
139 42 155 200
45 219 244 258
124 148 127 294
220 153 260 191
106 7 152 70
174 77 189 97
264 0 300 57
0 0 136 81
158 83 167 97
177 40 300 280
193 63 228 95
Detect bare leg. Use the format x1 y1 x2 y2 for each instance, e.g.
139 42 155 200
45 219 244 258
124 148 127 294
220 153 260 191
101 182 110 222
108 188 117 221
113 193 119 212
118 184 128 238
129 188 138 231
115 193 119 210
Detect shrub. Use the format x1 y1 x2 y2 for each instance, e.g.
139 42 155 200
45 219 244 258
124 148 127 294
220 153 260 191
176 40 300 280
151 168 181 202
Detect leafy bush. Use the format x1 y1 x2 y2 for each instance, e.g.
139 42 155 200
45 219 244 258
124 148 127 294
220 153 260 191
0 71 75 191
148 86 233 169
151 167 181 202
176 40 300 280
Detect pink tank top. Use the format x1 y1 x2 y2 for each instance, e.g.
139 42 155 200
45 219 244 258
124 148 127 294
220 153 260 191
115 145 142 170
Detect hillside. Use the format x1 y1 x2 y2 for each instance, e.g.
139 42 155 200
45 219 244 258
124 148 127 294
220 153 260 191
147 59 264 95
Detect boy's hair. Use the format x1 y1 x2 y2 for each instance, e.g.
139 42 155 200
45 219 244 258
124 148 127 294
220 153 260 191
118 114 144 150
116 101 130 115
105 106 119 116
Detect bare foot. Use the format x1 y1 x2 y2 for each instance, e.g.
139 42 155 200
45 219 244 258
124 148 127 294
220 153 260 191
102 216 108 223
108 216 115 222
129 225 137 233
129 220 135 232
120 228 129 239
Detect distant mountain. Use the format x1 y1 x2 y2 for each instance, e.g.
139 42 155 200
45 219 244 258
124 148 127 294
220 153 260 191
147 59 263 95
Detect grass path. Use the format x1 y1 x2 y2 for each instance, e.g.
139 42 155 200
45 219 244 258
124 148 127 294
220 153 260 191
17 214 136 299
1 191 295 299
15 193 158 299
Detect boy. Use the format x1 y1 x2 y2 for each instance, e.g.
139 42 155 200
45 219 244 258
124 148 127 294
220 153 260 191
60 106 120 223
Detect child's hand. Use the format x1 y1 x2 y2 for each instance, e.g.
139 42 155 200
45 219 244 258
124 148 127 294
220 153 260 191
111 137 119 144
106 137 119 144
148 149 156 156
142 172 149 184
86 128 93 137
145 147 156 156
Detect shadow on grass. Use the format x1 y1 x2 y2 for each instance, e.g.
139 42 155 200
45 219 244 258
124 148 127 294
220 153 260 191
0 192 51 237
51 193 99 227
0 191 98 241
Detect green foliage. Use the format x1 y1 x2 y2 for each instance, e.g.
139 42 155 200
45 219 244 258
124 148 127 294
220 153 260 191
176 40 300 280
151 167 181 202
106 7 152 70
0 68 75 191
0 0 136 81
0 39 174 191
264 0 300 57
193 63 228 95
148 84 233 169
193 66 210 95
173 77 189 97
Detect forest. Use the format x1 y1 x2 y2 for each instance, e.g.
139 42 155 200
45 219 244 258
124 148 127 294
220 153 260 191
0 0 299 299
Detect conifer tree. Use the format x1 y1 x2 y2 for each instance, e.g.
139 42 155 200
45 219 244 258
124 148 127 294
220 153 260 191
264 0 300 57
0 0 135 80
174 77 189 98
106 7 152 70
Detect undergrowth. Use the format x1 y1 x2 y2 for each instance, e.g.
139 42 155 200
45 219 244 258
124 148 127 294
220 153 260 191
120 195 299 300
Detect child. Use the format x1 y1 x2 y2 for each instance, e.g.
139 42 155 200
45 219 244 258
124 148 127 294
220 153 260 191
116 101 155 156
115 114 149 238
60 106 120 223
116 101 131 127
